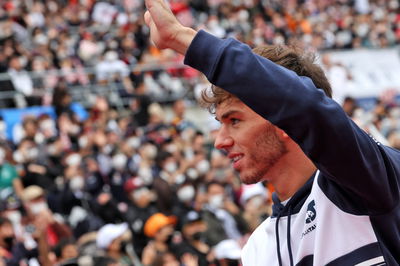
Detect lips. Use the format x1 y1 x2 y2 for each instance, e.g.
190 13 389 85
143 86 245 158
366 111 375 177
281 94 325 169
228 153 244 170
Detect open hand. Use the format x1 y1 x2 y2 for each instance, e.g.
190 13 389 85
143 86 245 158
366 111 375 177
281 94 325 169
144 0 196 54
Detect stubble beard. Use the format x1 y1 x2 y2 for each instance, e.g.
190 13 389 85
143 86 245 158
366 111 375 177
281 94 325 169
241 125 288 184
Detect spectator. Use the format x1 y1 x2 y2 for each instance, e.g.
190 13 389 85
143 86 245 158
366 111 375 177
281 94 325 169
20 185 72 248
0 144 23 199
95 50 134 94
142 213 177 266
239 183 271 232
201 181 248 247
171 210 216 265
123 176 157 258
96 223 133 266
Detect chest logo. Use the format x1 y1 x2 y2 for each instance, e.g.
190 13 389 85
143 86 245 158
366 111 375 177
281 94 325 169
305 200 316 224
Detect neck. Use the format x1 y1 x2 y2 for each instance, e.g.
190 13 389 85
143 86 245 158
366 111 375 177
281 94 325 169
268 145 317 201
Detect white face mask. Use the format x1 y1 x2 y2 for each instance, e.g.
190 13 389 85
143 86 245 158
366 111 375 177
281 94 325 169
247 196 264 209
112 153 127 170
164 162 177 173
6 210 22 226
209 194 224 209
143 145 157 160
0 148 5 164
177 186 195 202
70 176 85 191
40 119 55 131
66 154 81 166
186 168 199 180
138 167 153 185
196 160 210 175
131 187 150 200
78 136 88 148
0 121 6 132
127 137 141 149
29 201 48 215
27 147 39 160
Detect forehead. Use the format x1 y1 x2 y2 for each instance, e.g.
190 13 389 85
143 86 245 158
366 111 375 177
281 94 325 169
215 98 250 119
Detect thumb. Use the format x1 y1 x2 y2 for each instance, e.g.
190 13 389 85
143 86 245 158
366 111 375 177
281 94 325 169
144 11 152 27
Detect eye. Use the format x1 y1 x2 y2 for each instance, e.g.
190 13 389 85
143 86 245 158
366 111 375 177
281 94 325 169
230 118 240 125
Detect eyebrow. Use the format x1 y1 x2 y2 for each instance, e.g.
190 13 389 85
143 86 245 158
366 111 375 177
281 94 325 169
216 110 240 122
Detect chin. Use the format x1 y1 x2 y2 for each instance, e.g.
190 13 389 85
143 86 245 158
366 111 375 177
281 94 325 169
240 174 262 185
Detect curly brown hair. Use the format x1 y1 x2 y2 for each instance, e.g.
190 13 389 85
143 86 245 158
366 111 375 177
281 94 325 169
201 44 332 113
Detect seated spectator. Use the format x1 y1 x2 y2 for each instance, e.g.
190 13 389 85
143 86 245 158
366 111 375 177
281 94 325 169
96 223 133 266
0 217 32 266
51 238 79 266
239 183 271 232
171 210 216 266
123 177 157 259
213 239 242 266
142 213 177 266
201 181 249 247
0 143 23 199
95 50 134 94
20 185 72 248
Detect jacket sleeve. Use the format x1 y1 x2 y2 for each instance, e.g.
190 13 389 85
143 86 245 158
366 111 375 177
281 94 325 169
184 30 400 213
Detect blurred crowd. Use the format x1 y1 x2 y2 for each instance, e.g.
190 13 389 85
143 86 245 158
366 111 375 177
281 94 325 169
0 94 273 266
0 0 399 108
0 0 400 266
0 90 399 266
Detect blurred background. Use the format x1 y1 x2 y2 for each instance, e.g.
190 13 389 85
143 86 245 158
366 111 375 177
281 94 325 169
0 0 399 265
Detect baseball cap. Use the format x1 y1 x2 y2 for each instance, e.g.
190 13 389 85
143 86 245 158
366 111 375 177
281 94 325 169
96 223 128 249
21 185 45 202
214 239 242 260
181 210 202 227
239 183 268 206
144 213 177 238
123 177 145 193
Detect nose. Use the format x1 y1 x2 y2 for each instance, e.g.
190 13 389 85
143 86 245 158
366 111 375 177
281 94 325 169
214 126 233 150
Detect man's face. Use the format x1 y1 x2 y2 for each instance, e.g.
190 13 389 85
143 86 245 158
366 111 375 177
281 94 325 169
215 98 287 184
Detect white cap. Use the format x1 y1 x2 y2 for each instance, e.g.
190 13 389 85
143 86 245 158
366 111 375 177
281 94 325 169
96 223 128 249
240 183 268 206
214 239 242 260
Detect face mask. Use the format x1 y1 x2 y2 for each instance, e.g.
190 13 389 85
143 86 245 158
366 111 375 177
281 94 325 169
30 201 48 215
3 236 14 250
27 147 39 160
132 187 149 200
40 119 55 131
196 160 210 175
186 168 199 180
191 231 204 241
177 186 195 202
13 151 24 163
209 194 224 209
112 153 127 170
248 196 264 209
165 144 177 153
127 137 141 149
0 121 6 132
165 233 174 245
6 210 22 226
175 174 185 185
70 176 85 191
66 154 81 166
164 162 177 173
47 144 58 156
78 136 88 148
143 145 157 160
0 148 5 164
138 167 153 185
